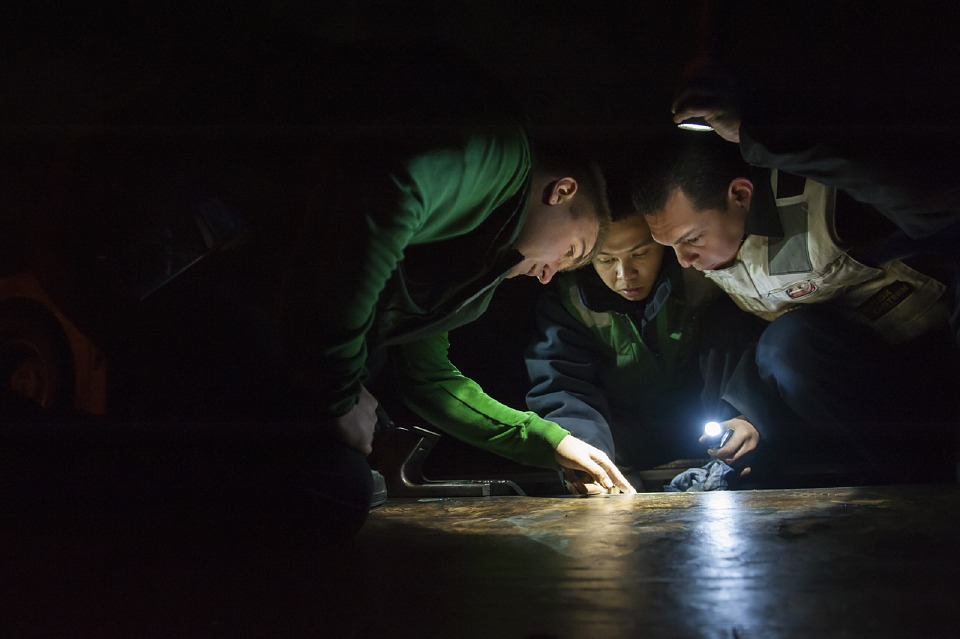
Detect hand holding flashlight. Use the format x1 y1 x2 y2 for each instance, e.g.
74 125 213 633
673 99 742 143
699 417 760 476
671 57 742 142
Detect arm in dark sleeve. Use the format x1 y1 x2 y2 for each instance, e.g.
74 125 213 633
524 285 616 458
280 152 424 419
739 117 960 239
697 297 801 445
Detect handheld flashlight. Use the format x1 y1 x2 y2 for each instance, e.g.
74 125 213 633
703 421 733 450
678 116 714 132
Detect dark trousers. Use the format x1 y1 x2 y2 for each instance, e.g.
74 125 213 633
698 297 959 485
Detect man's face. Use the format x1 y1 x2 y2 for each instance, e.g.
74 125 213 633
646 188 746 271
592 214 664 301
508 205 598 284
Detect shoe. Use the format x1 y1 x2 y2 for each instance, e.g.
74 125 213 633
370 469 387 509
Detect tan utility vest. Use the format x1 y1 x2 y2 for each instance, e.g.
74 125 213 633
704 171 948 344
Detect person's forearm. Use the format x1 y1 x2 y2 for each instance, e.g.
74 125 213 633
394 335 569 469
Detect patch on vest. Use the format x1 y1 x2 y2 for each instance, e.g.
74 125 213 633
857 280 915 321
785 280 818 299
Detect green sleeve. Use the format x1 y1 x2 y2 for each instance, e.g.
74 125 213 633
393 332 570 469
287 127 529 419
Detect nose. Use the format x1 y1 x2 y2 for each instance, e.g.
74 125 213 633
675 246 697 268
616 260 638 281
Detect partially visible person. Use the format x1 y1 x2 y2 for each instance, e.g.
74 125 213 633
633 135 959 484
670 1 960 347
672 92 960 352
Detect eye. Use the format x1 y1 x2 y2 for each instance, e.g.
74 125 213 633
595 257 615 265
686 234 704 246
632 250 650 259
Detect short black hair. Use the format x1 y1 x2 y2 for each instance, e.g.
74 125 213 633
594 138 647 224
631 133 751 216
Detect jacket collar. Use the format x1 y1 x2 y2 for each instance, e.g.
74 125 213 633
744 167 784 239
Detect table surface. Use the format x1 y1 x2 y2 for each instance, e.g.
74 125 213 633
5 483 960 638
355 484 960 638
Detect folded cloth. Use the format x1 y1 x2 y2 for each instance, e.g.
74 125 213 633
664 459 735 492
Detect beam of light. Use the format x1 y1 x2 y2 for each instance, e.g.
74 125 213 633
701 490 740 560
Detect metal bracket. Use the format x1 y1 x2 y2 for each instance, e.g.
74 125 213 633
374 423 525 498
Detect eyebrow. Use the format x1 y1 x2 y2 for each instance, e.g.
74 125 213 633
673 228 700 246
597 237 655 256
567 239 591 269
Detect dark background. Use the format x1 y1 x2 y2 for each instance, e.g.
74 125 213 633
0 1 700 132
5 1 958 132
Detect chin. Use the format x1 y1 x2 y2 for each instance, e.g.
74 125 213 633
703 256 734 271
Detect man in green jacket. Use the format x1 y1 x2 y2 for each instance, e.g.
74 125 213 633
262 43 637 520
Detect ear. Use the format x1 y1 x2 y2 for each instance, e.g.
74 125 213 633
546 177 579 205
727 177 754 212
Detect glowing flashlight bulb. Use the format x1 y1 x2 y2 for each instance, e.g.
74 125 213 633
704 421 722 437
703 420 733 450
677 116 714 132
